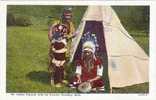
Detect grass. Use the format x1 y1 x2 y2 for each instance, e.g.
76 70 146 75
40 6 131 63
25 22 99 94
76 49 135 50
7 25 149 93
129 30 149 55
113 82 149 93
7 25 77 93
7 6 149 93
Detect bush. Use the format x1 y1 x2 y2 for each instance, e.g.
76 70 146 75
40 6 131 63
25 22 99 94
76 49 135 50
7 13 16 26
113 6 149 32
15 16 32 26
7 13 32 27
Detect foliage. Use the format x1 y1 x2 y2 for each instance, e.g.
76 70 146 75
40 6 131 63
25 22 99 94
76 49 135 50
7 12 32 26
113 6 149 33
15 16 32 26
7 12 16 26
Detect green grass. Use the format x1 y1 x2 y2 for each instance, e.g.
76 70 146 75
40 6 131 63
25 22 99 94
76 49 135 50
129 30 149 55
7 26 77 93
7 6 149 93
113 82 149 93
7 26 149 93
7 6 86 93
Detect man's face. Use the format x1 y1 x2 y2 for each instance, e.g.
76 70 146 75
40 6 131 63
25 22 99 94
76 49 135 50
63 17 72 23
83 50 93 61
63 11 72 23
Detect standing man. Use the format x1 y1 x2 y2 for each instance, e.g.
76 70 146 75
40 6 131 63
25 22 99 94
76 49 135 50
48 7 75 87
48 7 75 53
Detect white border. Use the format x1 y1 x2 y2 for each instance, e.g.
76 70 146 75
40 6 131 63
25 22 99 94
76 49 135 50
0 1 7 100
1 1 156 100
149 1 156 96
0 1 153 5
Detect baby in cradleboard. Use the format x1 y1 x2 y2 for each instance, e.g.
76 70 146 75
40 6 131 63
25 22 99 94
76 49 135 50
69 40 105 93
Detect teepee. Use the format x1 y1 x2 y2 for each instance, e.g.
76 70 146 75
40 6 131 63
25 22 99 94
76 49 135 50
70 6 149 89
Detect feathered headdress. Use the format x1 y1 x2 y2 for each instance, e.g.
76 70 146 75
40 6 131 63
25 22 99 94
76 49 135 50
81 32 99 53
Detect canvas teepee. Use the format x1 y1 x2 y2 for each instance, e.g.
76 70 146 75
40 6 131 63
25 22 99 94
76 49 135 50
70 6 149 89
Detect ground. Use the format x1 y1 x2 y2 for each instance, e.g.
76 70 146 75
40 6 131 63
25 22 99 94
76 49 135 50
7 25 149 93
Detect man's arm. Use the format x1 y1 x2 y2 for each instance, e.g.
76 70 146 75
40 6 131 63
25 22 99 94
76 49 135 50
88 65 103 82
88 75 101 83
66 22 76 39
75 65 82 83
76 74 81 83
